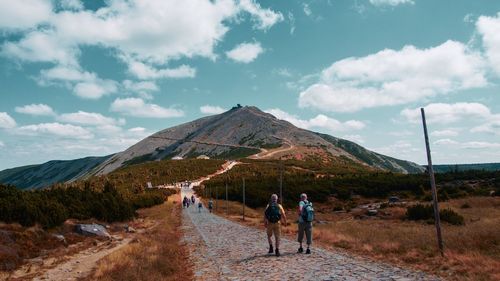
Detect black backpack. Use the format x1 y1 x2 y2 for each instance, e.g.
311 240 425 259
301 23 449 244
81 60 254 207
265 203 281 223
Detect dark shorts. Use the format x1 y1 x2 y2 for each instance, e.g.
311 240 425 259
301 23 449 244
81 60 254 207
298 221 312 245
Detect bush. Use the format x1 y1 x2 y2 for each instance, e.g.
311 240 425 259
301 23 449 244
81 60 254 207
440 208 465 225
406 204 465 225
460 203 471 209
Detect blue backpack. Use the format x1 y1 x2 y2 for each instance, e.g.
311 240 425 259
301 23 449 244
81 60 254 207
301 201 314 222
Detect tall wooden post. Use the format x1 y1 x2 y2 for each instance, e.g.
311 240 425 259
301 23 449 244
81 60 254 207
421 108 444 256
242 178 246 221
215 186 218 212
225 182 229 215
279 161 283 206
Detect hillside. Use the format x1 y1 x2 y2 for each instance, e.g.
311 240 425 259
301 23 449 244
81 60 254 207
431 163 500 173
0 155 112 189
1 106 425 189
90 106 423 176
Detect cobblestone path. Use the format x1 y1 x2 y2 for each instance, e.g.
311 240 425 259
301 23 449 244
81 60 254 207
181 188 438 281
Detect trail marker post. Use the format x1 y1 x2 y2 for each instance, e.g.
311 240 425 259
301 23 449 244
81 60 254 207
225 182 229 215
242 178 246 221
421 108 445 256
215 186 218 212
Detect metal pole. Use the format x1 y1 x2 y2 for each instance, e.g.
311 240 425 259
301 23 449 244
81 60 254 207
226 182 229 215
242 177 246 221
421 108 444 256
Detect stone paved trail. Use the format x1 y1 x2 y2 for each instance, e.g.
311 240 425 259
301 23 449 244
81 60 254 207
181 188 439 281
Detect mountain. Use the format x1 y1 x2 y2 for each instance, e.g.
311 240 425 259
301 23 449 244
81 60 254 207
89 106 424 176
1 106 425 189
0 155 112 189
430 163 500 173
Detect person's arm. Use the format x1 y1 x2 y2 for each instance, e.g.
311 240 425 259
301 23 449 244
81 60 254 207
280 205 287 226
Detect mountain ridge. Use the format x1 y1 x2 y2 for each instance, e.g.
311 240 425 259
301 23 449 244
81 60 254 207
1 106 425 189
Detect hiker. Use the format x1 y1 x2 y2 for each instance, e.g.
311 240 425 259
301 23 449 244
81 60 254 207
297 193 314 254
264 194 287 257
198 201 203 213
191 195 195 204
183 196 188 208
208 199 214 213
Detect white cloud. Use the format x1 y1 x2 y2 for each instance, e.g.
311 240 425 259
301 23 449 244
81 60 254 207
273 68 292 77
15 123 93 139
110 98 184 118
477 13 500 75
303 3 312 16
126 61 196 80
128 127 146 134
431 129 459 138
15 104 55 116
1 0 282 100
226 42 264 63
299 41 487 112
471 118 500 135
401 103 492 124
200 105 226 115
73 80 118 99
433 138 459 146
123 80 158 92
0 0 53 31
342 134 365 144
59 0 83 11
266 108 365 133
0 112 16 129
58 111 125 126
369 0 414 6
238 0 284 30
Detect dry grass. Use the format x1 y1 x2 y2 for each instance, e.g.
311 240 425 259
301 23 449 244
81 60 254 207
209 196 500 281
87 195 191 281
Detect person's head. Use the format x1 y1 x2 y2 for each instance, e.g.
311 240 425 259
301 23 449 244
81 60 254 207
300 193 307 201
270 194 278 203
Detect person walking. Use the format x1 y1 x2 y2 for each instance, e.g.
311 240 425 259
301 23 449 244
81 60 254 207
198 200 203 213
297 193 314 254
208 199 214 213
264 194 287 257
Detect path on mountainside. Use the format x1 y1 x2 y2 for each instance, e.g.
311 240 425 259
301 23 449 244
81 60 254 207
250 139 295 159
181 188 438 281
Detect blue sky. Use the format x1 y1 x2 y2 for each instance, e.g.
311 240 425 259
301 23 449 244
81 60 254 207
1 0 500 170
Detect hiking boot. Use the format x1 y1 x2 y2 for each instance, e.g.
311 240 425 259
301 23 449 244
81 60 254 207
275 248 280 257
306 248 311 254
268 245 274 254
297 247 303 253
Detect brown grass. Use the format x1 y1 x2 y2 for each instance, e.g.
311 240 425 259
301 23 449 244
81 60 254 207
208 196 500 281
86 195 191 281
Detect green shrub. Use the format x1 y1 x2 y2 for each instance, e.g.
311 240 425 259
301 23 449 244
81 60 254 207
406 204 465 225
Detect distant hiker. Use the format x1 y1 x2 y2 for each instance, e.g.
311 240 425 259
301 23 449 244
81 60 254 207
264 194 287 257
183 196 188 208
297 193 314 254
191 195 195 204
198 201 203 213
208 199 214 213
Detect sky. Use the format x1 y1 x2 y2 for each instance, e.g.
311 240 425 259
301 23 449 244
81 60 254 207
1 0 500 170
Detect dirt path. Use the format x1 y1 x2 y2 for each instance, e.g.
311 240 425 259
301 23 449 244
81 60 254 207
5 236 131 281
250 139 295 159
181 188 438 281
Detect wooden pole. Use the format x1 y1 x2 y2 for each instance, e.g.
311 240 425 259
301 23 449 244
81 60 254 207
242 177 246 221
225 182 229 215
421 108 444 256
279 161 283 206
215 186 218 212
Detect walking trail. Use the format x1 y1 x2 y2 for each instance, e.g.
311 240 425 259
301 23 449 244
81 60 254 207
181 187 438 281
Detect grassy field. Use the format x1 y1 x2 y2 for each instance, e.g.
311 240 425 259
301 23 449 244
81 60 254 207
202 194 500 281
86 195 191 281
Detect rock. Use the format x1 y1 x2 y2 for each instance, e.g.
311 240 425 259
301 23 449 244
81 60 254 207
367 209 378 216
52 234 67 245
75 223 111 238
125 225 136 233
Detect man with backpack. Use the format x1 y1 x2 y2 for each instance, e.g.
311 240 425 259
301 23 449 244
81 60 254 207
264 194 287 257
297 193 314 254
